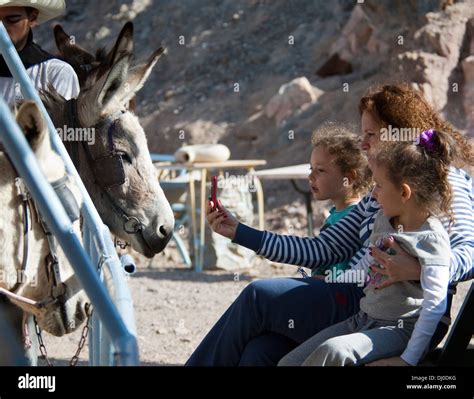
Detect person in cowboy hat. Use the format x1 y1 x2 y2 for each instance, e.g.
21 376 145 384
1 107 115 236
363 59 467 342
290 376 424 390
0 0 79 107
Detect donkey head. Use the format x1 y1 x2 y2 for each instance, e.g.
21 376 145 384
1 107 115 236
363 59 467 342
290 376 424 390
8 102 87 336
46 23 174 258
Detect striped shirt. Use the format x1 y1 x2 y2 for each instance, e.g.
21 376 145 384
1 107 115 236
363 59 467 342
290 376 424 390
234 167 473 283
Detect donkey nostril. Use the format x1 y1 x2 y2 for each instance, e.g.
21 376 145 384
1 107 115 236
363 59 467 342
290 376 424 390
159 225 170 237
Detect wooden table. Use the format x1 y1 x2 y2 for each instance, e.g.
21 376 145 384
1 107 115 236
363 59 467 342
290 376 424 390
154 160 267 271
251 164 314 235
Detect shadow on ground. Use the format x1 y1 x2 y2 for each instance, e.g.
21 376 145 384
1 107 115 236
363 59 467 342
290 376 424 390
131 269 256 284
38 358 182 367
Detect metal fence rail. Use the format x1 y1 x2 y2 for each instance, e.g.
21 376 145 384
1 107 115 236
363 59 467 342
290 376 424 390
0 22 138 366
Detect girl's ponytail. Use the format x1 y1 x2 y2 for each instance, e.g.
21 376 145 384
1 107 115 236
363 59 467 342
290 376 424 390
415 129 455 227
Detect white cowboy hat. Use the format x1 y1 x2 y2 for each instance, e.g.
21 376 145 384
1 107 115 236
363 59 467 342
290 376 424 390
0 0 65 24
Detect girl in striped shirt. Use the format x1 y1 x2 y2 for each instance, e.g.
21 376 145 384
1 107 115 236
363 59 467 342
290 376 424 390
291 125 372 278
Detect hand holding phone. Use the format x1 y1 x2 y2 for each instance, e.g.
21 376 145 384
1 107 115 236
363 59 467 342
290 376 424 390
209 175 218 211
206 178 239 240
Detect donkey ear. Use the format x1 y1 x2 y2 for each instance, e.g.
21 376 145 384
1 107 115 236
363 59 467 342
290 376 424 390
16 102 47 152
97 54 131 108
104 22 134 68
120 47 165 104
54 25 95 68
54 25 97 85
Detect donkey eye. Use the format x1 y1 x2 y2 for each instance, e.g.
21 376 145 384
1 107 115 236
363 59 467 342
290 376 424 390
117 151 132 164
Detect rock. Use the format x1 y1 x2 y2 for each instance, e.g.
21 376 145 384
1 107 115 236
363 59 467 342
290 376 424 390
235 77 323 136
329 5 388 61
415 9 467 62
397 3 473 111
467 18 474 55
264 77 324 126
95 26 111 40
440 0 455 11
174 326 189 336
398 51 451 110
113 0 152 20
316 53 353 77
461 55 474 134
164 89 176 101
176 120 227 144
234 110 273 141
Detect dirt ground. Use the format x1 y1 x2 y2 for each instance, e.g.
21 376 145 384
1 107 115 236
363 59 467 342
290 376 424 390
40 243 472 367
39 250 299 366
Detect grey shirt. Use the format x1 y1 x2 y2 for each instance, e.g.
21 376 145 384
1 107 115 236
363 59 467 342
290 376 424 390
356 212 451 364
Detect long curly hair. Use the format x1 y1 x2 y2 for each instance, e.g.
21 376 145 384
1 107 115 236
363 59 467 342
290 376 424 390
359 83 473 169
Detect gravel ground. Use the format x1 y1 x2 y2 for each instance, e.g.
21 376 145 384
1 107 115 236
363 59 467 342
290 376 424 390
39 258 298 366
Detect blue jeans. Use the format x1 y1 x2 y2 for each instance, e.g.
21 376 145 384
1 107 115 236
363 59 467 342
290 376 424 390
185 277 365 366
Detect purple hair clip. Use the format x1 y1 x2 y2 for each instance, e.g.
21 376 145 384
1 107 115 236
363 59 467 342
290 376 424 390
417 128 436 152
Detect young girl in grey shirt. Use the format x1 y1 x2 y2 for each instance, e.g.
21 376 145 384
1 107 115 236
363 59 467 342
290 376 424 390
279 128 454 366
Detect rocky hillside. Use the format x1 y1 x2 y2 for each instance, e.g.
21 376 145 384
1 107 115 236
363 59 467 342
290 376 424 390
34 0 474 204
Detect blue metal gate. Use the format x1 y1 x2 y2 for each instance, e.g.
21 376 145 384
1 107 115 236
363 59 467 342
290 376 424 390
0 22 139 366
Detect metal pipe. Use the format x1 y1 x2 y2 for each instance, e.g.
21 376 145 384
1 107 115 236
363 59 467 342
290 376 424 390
121 254 137 275
83 224 101 366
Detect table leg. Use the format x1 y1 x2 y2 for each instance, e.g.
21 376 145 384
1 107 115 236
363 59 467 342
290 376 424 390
198 168 208 272
249 168 265 230
188 171 198 270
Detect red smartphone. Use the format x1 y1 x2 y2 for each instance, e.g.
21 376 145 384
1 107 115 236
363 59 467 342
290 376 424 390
210 175 218 211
